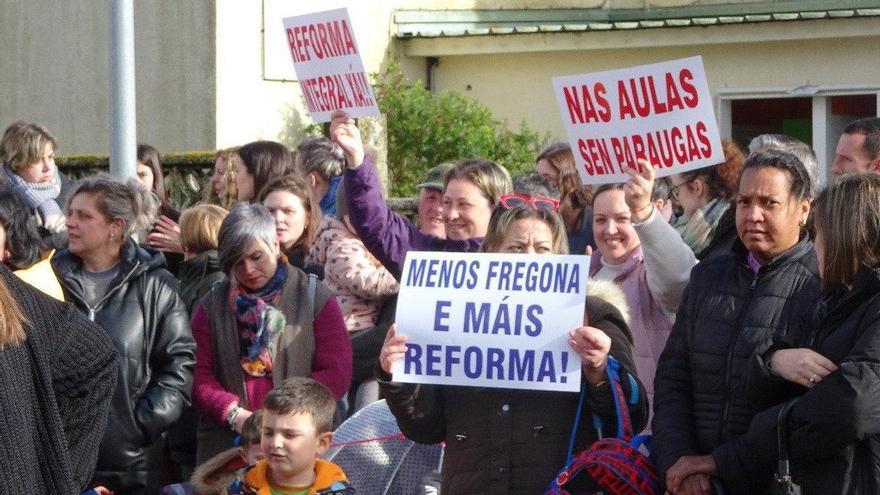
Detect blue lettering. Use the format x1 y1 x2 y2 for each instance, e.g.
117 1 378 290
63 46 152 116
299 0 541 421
406 259 428 287
434 300 451 332
467 260 479 289
509 349 535 381
404 343 422 374
537 351 556 382
525 305 543 336
444 345 461 376
426 344 442 376
491 303 511 335
463 346 483 378
486 347 504 379
463 302 490 333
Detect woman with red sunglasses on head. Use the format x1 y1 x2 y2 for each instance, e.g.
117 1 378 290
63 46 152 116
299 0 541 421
377 197 648 494
590 160 696 409
329 111 512 279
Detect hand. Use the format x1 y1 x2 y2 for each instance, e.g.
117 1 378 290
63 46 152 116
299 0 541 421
770 348 838 388
584 245 593 256
677 473 712 495
92 487 115 495
232 408 253 434
623 159 656 221
568 326 611 385
330 110 365 168
380 324 409 375
146 215 183 253
667 455 716 494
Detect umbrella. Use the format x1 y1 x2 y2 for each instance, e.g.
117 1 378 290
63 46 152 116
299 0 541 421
323 399 444 494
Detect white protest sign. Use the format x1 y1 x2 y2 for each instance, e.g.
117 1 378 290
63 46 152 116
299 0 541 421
282 8 379 122
553 56 724 185
392 251 588 392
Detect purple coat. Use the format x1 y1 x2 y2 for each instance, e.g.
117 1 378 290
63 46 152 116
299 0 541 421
344 157 481 279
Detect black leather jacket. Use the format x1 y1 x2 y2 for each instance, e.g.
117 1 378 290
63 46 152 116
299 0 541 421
52 239 196 495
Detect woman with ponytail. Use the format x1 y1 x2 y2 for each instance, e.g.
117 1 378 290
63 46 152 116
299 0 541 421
51 174 196 495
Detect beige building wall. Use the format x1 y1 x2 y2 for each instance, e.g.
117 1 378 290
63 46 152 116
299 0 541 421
0 1 215 155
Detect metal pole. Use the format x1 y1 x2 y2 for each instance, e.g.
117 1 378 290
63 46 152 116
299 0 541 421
109 0 136 180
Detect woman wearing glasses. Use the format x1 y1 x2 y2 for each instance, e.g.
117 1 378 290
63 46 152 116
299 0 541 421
590 161 697 408
669 139 745 261
329 111 511 279
377 195 648 495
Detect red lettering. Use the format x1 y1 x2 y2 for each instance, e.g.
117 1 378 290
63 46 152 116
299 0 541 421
307 24 323 59
610 137 626 169
647 75 667 115
696 121 712 157
658 129 675 167
632 134 647 162
629 77 651 118
286 28 301 63
618 80 635 120
665 72 684 111
317 23 331 58
563 86 586 124
646 132 661 167
578 139 596 176
595 83 611 122
621 136 636 170
341 20 357 54
589 138 612 174
358 72 374 106
685 125 701 161
671 126 687 163
680 69 699 108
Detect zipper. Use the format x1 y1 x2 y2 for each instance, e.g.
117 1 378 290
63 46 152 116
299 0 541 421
720 269 759 442
66 261 142 321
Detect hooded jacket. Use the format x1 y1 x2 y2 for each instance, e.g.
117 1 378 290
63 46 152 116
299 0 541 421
52 239 196 495
652 237 821 494
378 280 647 495
178 249 225 316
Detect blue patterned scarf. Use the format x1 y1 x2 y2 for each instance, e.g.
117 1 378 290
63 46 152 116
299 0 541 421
230 265 288 377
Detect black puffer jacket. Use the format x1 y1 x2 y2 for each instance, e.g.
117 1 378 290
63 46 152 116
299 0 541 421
378 285 648 495
735 265 880 494
178 249 225 316
652 237 821 493
52 239 196 495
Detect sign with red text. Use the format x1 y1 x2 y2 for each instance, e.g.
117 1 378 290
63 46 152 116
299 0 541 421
552 57 724 185
282 8 379 122
392 251 588 392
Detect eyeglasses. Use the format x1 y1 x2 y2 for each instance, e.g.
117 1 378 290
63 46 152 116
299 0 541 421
669 179 692 199
500 194 560 212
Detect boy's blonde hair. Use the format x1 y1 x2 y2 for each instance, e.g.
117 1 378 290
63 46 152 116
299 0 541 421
179 204 228 254
262 377 336 434
240 410 263 446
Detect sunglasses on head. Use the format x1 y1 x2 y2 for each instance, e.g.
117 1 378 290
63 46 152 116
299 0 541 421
500 194 560 212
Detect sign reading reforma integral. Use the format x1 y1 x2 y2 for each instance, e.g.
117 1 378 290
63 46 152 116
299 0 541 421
392 251 588 392
282 8 379 122
553 56 724 185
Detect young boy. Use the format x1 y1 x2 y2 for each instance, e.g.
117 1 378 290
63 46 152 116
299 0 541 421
231 378 353 495
182 412 263 495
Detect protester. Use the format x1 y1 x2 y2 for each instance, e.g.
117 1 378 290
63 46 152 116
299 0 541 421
51 174 196 494
666 172 880 495
748 133 819 196
229 378 353 494
191 203 351 464
260 174 324 278
669 139 744 260
415 162 454 238
378 199 647 494
0 188 64 299
186 411 264 495
139 144 186 273
831 117 880 175
535 142 595 253
653 151 821 495
295 136 346 217
330 110 512 279
511 171 560 200
0 266 116 492
234 141 294 203
205 146 240 209
177 204 228 315
590 161 696 406
0 121 69 249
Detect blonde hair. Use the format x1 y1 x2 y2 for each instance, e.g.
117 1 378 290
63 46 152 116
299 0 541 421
444 158 512 206
204 147 240 209
481 205 569 255
0 276 27 349
0 121 57 172
180 204 228 254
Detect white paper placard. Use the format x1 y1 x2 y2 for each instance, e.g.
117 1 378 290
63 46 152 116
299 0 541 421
282 8 379 122
552 56 724 185
392 251 588 393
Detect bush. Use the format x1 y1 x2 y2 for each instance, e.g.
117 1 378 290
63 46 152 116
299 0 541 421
375 63 549 197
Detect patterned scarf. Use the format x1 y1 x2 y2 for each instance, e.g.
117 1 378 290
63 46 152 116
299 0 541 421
230 264 288 377
672 197 730 256
319 174 343 218
1 164 62 218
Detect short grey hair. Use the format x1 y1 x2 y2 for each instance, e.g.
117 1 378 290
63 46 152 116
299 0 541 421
295 136 345 182
748 134 818 195
218 202 278 274
68 174 158 237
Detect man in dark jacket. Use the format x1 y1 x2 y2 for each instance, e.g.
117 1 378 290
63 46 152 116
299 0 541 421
52 239 195 494
652 238 820 494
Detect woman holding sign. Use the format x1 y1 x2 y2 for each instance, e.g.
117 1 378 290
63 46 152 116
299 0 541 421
377 201 648 494
590 160 697 407
329 110 512 279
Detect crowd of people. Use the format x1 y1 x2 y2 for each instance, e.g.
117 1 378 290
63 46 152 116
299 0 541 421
0 113 878 495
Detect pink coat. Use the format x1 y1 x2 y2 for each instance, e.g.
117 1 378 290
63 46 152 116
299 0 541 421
310 217 399 331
